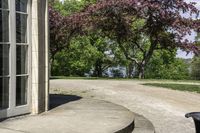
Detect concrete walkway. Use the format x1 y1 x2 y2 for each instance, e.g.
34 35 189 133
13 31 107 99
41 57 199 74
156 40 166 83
50 79 200 133
0 98 135 133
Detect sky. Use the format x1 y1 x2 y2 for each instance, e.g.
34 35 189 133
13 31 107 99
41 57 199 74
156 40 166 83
185 0 200 7
176 0 199 59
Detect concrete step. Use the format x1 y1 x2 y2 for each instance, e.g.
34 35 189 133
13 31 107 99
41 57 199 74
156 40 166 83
0 98 135 133
132 114 155 133
0 96 155 133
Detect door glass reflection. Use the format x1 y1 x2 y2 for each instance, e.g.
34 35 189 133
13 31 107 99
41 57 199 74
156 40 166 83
16 76 27 106
0 77 9 109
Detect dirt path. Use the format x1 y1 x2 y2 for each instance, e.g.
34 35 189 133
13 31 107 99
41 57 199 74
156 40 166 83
50 79 200 133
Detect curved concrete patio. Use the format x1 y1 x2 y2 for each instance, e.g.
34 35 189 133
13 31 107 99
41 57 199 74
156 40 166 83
0 98 136 133
50 79 200 133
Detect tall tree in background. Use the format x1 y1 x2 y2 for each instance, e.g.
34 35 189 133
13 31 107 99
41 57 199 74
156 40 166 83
49 0 200 78
49 0 119 77
83 0 200 78
145 50 189 80
191 57 200 80
49 0 90 71
88 34 116 77
49 0 96 65
52 35 100 76
191 33 200 80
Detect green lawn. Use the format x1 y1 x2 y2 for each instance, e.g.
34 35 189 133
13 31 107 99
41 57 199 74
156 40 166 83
50 76 200 83
50 76 128 80
143 83 200 93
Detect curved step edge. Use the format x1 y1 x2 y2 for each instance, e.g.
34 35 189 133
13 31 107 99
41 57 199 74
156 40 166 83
132 114 155 133
115 118 135 133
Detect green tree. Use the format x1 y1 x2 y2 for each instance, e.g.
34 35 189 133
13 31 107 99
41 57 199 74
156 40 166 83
145 50 189 80
52 36 99 76
191 56 200 80
51 0 85 16
82 0 199 79
50 0 199 79
52 34 120 77
49 0 97 75
191 33 200 80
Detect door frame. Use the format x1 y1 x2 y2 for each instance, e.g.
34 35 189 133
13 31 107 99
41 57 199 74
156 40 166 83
0 0 32 119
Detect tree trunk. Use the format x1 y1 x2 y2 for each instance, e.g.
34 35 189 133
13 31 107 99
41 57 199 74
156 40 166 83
127 62 134 78
50 56 55 77
96 65 102 77
138 63 145 79
93 60 103 77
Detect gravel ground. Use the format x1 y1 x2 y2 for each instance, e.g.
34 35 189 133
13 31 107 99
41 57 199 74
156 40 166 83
50 79 200 133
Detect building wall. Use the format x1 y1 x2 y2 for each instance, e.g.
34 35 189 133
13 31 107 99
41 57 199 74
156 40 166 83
31 0 49 114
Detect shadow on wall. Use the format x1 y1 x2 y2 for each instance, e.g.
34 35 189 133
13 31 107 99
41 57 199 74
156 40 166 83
49 94 82 109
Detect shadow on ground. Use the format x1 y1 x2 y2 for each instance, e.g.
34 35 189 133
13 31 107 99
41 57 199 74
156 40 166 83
50 94 82 109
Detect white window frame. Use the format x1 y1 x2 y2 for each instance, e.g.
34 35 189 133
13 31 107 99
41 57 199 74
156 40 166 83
0 0 31 119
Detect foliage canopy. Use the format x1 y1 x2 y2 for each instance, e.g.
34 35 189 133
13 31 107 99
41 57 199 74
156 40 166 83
49 0 200 79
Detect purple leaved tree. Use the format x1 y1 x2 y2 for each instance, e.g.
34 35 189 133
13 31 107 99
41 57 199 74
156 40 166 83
49 0 200 78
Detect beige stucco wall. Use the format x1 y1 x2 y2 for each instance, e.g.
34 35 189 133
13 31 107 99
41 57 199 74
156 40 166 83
31 0 49 114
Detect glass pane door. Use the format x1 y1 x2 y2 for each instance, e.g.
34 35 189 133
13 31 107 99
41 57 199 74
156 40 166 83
16 46 28 106
0 45 9 109
0 0 9 110
16 0 28 107
0 0 30 119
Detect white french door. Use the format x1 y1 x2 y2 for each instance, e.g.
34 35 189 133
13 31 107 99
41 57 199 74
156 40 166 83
0 0 31 119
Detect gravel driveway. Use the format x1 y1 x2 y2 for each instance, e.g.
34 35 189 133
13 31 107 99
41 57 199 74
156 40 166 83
50 79 200 133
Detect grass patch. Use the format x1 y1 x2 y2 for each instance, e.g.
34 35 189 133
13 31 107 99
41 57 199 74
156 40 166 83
50 76 200 82
143 83 200 93
50 76 135 80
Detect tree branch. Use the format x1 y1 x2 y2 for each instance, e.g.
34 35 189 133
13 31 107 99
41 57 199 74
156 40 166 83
118 43 139 64
134 41 145 53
